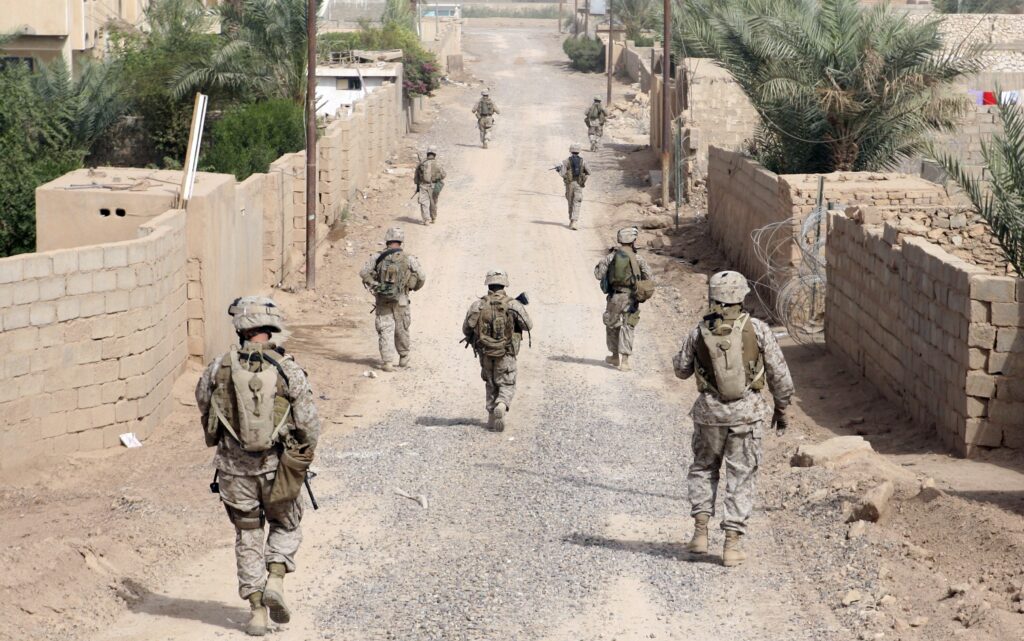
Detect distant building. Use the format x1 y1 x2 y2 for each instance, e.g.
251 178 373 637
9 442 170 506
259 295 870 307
315 55 403 118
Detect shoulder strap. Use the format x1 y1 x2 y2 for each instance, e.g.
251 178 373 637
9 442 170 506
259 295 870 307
375 247 403 269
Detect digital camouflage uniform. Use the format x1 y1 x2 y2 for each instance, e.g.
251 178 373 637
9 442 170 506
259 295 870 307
196 342 322 601
586 101 608 151
359 249 426 366
414 156 446 224
472 96 500 147
560 154 590 224
462 294 533 416
594 246 653 357
673 317 793 534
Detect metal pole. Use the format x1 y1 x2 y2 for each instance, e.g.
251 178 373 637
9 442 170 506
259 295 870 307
305 0 317 290
573 0 578 34
559 0 564 33
584 0 589 37
660 0 671 207
606 0 613 105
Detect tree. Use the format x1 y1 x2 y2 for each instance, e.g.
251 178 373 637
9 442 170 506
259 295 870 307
936 98 1024 274
381 0 416 32
681 0 982 173
319 23 442 97
201 99 305 180
617 0 662 42
173 0 312 104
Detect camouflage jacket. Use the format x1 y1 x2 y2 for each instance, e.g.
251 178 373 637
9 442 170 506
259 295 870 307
414 158 446 187
359 249 426 307
196 341 322 475
586 104 607 125
462 293 533 353
560 156 591 186
472 98 500 118
673 316 793 428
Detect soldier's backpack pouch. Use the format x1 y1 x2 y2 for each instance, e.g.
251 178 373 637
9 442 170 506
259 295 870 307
269 445 314 505
635 279 655 303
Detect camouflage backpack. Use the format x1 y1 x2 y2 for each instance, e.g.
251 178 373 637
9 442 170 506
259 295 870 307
474 292 515 358
694 313 765 401
374 249 411 302
208 346 292 451
478 98 494 117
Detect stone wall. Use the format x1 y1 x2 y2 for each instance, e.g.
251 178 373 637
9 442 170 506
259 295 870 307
679 59 760 178
424 19 463 73
0 209 187 470
827 213 1024 455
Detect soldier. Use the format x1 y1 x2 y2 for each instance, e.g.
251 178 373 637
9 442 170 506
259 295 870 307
558 143 590 230
471 89 500 148
462 269 533 432
414 146 446 225
196 296 321 636
585 96 608 151
359 227 426 372
672 271 794 568
594 227 654 371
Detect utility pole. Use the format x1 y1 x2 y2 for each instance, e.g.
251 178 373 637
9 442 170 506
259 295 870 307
305 0 317 289
660 0 671 207
584 0 589 36
559 0 564 33
606 0 613 105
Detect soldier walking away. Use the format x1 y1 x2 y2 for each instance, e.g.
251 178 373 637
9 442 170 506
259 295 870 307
462 270 533 432
585 96 608 151
359 227 427 371
414 146 446 225
594 227 654 371
558 144 590 230
673 271 794 568
195 296 322 636
472 89 500 148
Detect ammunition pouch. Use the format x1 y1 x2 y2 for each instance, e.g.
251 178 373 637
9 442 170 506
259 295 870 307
224 503 264 530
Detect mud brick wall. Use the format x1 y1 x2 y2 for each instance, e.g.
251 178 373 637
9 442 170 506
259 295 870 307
681 60 759 177
827 213 1024 456
0 209 187 470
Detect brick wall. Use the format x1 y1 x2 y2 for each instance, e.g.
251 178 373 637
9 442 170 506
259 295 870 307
681 59 759 177
0 209 187 470
827 214 1024 456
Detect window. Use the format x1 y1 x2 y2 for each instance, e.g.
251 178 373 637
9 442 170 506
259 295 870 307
336 77 362 90
0 57 34 72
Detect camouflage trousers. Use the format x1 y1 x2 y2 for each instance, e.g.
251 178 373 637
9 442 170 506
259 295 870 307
479 354 518 412
416 187 438 223
603 292 639 356
219 471 304 600
478 117 494 145
687 421 763 535
588 124 603 150
565 182 584 222
375 301 411 362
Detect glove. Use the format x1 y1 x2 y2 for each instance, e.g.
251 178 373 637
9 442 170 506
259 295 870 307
772 406 788 435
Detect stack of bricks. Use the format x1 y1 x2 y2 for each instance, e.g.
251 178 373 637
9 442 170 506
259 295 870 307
827 212 1024 456
0 209 187 469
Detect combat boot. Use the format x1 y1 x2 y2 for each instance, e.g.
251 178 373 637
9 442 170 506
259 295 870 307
398 354 411 368
722 530 747 567
686 513 710 554
619 354 632 371
381 361 395 372
263 563 291 624
591 141 598 152
604 354 620 367
570 221 578 230
246 592 268 636
492 402 507 432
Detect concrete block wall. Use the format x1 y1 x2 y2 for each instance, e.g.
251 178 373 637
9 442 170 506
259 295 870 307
0 209 187 470
827 214 1024 456
681 59 759 177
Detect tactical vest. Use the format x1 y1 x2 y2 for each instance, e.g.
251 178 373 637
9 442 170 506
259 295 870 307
478 99 494 117
587 104 604 122
416 159 438 186
374 249 411 302
208 346 293 451
694 313 765 401
474 292 515 358
609 249 639 291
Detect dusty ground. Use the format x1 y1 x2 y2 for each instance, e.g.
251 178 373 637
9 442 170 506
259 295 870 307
4 20 1024 641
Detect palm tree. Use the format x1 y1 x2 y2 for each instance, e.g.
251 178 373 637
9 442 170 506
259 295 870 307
680 0 982 173
936 98 1024 274
617 0 661 42
32 56 130 149
173 0 312 103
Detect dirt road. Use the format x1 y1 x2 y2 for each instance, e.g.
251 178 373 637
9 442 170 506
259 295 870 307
8 20 1024 641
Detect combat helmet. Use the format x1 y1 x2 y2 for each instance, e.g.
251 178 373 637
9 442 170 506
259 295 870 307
228 296 285 334
384 226 405 243
485 269 509 288
617 227 639 244
570 143 581 153
426 145 437 157
708 271 750 305
481 89 490 96
594 96 602 102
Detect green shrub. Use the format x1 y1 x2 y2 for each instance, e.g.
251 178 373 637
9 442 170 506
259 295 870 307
562 35 605 72
201 99 305 180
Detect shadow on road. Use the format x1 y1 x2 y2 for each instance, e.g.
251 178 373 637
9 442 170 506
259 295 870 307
416 416 490 429
548 354 611 369
393 216 424 225
531 219 570 228
476 462 685 501
121 579 245 632
563 533 720 565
